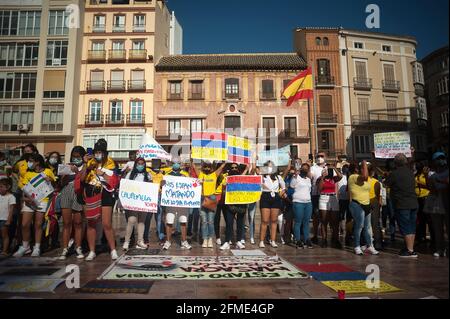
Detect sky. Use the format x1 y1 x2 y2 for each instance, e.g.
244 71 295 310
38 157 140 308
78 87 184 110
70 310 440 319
167 0 449 59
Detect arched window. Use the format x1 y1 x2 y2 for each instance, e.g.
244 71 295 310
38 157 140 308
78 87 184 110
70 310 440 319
315 37 322 46
323 37 329 46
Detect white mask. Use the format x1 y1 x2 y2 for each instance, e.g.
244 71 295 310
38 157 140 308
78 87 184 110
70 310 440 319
267 167 273 174
317 157 325 165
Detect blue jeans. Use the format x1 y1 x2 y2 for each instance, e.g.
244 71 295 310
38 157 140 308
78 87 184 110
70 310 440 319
200 208 215 239
293 202 313 242
187 208 200 236
247 202 257 240
349 201 373 248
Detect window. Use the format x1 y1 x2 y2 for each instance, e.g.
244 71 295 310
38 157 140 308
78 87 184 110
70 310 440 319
290 145 299 159
169 119 181 135
83 133 142 160
168 80 182 99
438 76 449 96
224 116 241 131
262 117 275 136
0 42 39 67
109 100 123 121
225 78 239 99
0 105 33 132
416 97 427 121
441 111 449 128
413 62 424 84
41 105 63 131
132 40 145 50
319 95 333 114
48 11 69 35
319 130 334 151
91 41 104 51
315 37 321 46
355 60 368 79
323 37 329 46
386 99 398 120
190 119 202 133
1 11 40 36
382 45 392 52
89 101 102 122
111 41 124 51
93 15 105 32
357 97 369 120
43 70 65 98
130 100 143 121
130 69 145 89
46 40 68 66
354 42 364 49
133 14 145 31
282 79 291 98
355 135 371 154
0 72 36 99
261 79 274 99
113 15 125 32
383 63 396 81
189 80 203 99
284 117 297 137
110 70 124 89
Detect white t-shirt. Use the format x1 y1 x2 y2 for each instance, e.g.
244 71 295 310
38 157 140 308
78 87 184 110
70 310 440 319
337 175 349 200
262 175 286 193
125 172 148 182
0 193 16 221
290 176 312 203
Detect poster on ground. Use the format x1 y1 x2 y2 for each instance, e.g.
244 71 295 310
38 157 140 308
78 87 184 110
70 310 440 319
160 175 202 208
257 145 291 167
374 132 412 159
118 179 159 213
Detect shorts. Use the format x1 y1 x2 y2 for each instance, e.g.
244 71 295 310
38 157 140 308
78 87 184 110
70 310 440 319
319 194 339 211
21 201 47 213
101 189 116 207
395 209 417 236
260 192 283 210
165 207 189 224
60 182 83 212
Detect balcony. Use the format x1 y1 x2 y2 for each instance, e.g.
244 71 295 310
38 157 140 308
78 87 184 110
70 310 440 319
167 91 184 100
155 130 184 141
319 149 345 160
315 75 335 88
92 24 106 33
260 91 276 101
414 84 425 97
223 90 241 100
112 24 125 32
129 49 147 61
382 80 401 93
128 80 146 91
317 113 338 125
352 114 410 129
108 49 126 61
105 114 125 126
353 77 373 90
280 129 299 139
86 81 105 92
85 114 104 127
188 91 205 100
87 50 106 61
126 114 145 126
107 80 126 92
133 24 146 32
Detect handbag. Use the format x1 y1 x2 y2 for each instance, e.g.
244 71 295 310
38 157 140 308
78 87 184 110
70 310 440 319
227 204 248 215
84 187 102 220
202 196 217 211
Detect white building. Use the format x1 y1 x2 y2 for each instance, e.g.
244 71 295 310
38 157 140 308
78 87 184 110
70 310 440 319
170 11 182 55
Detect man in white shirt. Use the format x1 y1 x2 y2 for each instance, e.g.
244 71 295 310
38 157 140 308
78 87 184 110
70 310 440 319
310 152 327 244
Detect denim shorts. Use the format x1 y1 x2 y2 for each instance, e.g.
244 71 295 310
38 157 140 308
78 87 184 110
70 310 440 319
395 209 417 236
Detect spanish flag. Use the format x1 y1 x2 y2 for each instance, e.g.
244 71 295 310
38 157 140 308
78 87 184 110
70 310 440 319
283 67 313 107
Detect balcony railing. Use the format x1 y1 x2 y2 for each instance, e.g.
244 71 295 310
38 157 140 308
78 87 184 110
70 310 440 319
260 91 276 100
315 75 335 87
167 91 184 100
92 24 106 33
280 129 298 139
86 81 105 92
105 114 125 126
223 90 241 100
129 49 147 60
319 149 345 159
88 50 106 61
155 130 184 141
352 114 410 127
188 91 205 100
85 114 104 126
108 49 126 60
128 80 146 91
353 77 373 90
382 80 400 93
126 114 145 125
112 24 125 32
133 24 146 32
258 128 309 140
317 113 338 124
107 80 126 91
415 84 425 97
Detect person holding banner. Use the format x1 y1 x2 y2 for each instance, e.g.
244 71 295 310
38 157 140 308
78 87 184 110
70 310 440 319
145 160 166 245
191 160 226 248
13 154 56 257
122 157 152 251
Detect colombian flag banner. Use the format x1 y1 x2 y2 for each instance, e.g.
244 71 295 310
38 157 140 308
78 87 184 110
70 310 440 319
228 136 252 165
283 67 314 107
225 175 262 205
191 132 228 161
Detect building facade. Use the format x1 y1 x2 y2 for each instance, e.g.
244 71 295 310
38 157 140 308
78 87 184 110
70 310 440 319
422 46 449 154
0 0 84 160
294 27 346 161
169 11 182 55
338 29 428 161
76 0 171 161
154 53 311 161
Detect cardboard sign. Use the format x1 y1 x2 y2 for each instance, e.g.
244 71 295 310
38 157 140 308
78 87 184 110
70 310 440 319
321 280 402 294
225 175 262 205
257 145 291 167
22 173 54 203
191 132 228 161
160 175 202 208
227 136 252 165
118 179 159 213
374 132 412 159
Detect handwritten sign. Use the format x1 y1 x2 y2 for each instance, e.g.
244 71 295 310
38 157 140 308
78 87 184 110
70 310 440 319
119 179 159 213
257 145 291 167
374 132 411 159
191 132 228 162
22 173 54 203
321 280 402 294
225 175 262 205
57 164 74 176
136 134 172 161
160 175 202 208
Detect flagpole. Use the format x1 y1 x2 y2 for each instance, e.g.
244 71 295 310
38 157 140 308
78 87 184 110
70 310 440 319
310 62 319 157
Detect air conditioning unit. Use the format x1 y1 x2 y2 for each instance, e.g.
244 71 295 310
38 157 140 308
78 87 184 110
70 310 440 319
18 124 29 132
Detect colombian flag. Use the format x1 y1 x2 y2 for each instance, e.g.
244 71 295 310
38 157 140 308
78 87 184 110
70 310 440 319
225 175 262 205
228 136 252 165
191 132 228 161
283 67 314 107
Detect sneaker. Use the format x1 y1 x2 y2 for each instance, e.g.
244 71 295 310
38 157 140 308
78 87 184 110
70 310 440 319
270 241 278 248
281 237 286 245
305 240 314 249
361 245 367 252
163 241 171 250
207 238 214 248
236 241 245 250
86 251 96 261
181 241 192 250
202 240 208 248
367 246 380 255
354 247 364 256
250 238 255 245
220 242 231 250
296 241 304 249
13 246 31 258
111 249 119 260
433 252 441 258
240 239 246 245
216 238 222 246
122 242 130 251
31 247 40 257
399 250 418 258
136 241 148 250
259 241 265 248
58 248 69 260
75 247 84 259
68 238 75 249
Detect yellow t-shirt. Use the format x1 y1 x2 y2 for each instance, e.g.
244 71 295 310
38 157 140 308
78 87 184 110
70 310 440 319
14 160 29 187
215 173 228 195
150 170 165 185
20 168 56 204
348 174 371 205
368 177 379 200
415 174 430 198
198 172 218 196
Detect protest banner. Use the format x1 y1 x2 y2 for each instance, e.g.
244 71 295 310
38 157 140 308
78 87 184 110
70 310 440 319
136 134 172 161
320 280 402 294
57 164 74 176
228 136 252 165
160 175 202 209
118 179 159 213
191 132 228 161
100 255 308 281
22 173 54 203
225 175 262 205
256 145 291 167
374 132 412 159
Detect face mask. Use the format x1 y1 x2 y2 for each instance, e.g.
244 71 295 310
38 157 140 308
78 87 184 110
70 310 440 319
136 165 145 172
49 158 58 166
95 154 103 162
0 160 6 166
172 164 181 171
438 159 447 167
229 169 239 176
300 171 308 178
72 158 83 167
267 167 273 174
27 161 34 170
317 157 325 165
